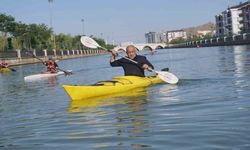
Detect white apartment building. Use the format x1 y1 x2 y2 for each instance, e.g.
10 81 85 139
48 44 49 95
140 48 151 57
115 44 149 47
216 1 250 37
239 1 250 33
166 30 187 42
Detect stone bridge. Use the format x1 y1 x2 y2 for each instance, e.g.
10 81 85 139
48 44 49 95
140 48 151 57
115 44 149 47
114 43 166 51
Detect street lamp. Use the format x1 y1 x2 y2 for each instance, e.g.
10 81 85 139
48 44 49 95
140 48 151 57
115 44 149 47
48 0 56 50
81 18 85 35
48 0 53 29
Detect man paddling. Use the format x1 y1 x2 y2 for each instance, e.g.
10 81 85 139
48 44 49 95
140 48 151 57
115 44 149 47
44 57 58 73
110 45 154 77
0 59 9 69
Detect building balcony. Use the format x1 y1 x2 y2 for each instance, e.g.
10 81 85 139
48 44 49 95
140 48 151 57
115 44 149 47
237 18 243 22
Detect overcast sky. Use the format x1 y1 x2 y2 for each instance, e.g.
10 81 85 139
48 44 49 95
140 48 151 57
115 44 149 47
0 0 245 43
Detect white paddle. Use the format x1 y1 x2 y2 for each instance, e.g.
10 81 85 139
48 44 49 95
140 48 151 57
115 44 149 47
148 68 179 84
80 36 179 84
80 36 101 49
81 36 138 63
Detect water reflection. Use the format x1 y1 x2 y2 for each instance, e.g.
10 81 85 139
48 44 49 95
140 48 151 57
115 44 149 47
68 88 148 113
0 70 9 76
158 84 179 95
217 45 250 98
24 76 60 88
233 45 250 77
218 45 250 76
67 88 156 148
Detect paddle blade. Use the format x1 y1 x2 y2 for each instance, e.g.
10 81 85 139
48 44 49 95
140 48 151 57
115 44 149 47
156 71 179 84
9 68 16 72
64 71 73 76
80 36 100 49
58 68 73 76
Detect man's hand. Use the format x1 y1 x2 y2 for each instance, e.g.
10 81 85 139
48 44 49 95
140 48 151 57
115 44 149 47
111 50 118 57
110 50 118 62
142 64 149 70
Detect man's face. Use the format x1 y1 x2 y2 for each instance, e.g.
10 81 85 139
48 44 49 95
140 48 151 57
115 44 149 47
126 47 136 59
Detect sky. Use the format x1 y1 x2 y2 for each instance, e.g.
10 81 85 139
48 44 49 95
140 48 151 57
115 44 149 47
0 0 245 43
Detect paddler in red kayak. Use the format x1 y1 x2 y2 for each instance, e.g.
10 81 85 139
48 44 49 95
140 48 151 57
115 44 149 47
44 57 58 73
0 59 9 69
110 45 154 77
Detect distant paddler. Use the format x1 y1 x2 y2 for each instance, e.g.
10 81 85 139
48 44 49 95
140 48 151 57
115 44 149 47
44 57 59 73
0 59 9 69
25 51 72 75
0 59 16 73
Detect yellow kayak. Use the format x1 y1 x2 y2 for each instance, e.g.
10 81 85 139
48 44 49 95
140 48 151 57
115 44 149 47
0 68 10 73
63 75 163 100
69 88 147 112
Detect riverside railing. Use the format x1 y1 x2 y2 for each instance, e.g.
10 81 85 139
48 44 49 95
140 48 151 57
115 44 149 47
0 49 107 66
168 33 250 48
0 49 106 60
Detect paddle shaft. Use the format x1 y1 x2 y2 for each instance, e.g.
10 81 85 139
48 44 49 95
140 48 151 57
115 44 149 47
27 52 47 65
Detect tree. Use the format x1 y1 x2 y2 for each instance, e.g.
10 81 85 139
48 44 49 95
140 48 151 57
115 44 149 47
12 37 22 50
169 37 186 44
0 12 113 52
55 33 73 50
0 13 16 51
0 13 16 35
92 37 114 50
0 36 7 51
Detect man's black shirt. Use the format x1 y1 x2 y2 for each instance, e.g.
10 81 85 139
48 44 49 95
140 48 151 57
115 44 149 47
110 55 154 77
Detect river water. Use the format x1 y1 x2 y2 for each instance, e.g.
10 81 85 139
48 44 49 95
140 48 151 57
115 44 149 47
0 45 250 149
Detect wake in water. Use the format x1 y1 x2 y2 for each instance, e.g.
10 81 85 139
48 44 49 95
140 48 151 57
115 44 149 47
176 77 232 85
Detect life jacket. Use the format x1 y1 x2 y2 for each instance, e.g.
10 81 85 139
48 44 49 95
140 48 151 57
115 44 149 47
47 60 57 73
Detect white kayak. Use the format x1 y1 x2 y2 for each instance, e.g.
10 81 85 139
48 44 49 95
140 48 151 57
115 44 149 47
24 70 72 82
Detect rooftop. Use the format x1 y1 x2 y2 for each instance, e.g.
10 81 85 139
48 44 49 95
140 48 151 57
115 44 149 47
229 1 250 9
167 30 185 33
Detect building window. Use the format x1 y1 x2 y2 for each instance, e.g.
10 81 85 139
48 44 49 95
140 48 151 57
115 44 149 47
219 16 222 21
247 14 250 20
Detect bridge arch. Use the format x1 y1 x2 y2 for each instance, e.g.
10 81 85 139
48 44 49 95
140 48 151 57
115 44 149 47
142 46 153 51
155 45 164 49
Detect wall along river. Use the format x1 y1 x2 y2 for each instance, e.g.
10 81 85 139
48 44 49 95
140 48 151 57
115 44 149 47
0 45 250 149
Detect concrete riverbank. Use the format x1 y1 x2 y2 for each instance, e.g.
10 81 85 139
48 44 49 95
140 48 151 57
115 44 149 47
1 49 107 66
